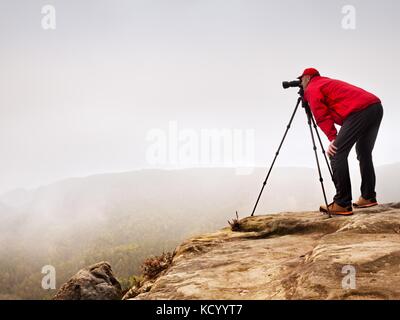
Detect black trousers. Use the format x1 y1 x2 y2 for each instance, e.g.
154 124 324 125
329 103 383 207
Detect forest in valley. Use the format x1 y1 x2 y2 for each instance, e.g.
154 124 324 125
1 165 398 299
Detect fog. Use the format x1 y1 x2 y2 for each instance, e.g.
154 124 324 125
1 165 399 299
1 0 399 194
0 0 399 299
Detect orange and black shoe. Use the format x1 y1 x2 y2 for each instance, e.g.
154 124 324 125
353 196 378 209
319 201 353 216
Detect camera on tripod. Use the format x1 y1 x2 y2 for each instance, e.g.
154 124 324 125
250 77 333 218
282 80 301 89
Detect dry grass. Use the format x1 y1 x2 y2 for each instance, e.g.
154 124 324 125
228 211 241 231
140 251 174 279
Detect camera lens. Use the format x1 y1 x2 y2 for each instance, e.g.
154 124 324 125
282 80 301 89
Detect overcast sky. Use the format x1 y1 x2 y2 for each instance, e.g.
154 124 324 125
0 0 399 194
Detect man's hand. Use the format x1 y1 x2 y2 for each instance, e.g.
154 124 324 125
327 140 338 157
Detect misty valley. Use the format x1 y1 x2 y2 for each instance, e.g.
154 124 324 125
0 165 399 299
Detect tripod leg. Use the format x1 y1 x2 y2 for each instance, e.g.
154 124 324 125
310 115 334 180
305 108 332 218
251 97 302 216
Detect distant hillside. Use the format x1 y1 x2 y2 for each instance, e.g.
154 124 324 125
0 164 399 299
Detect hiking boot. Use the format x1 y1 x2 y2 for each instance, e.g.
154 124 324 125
319 201 353 216
353 196 378 208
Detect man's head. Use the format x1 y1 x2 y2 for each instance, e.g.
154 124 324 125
297 68 320 90
300 75 312 90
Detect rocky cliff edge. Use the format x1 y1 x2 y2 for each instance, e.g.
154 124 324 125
126 202 400 300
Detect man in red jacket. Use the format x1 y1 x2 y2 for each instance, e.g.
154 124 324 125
299 68 383 215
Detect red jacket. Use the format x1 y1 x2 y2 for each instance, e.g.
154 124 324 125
304 76 381 141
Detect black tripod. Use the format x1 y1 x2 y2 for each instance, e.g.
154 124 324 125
251 89 334 218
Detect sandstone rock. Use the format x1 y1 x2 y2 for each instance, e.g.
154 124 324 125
123 279 156 300
123 252 174 300
131 203 400 300
53 261 122 300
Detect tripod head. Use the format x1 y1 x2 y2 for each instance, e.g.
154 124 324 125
298 87 305 98
281 78 313 120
